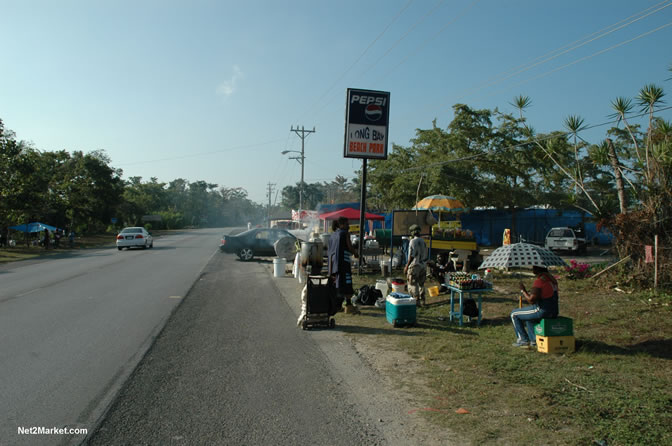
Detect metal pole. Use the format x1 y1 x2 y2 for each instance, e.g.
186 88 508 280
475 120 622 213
290 125 315 218
358 158 367 274
654 234 658 289
300 126 304 213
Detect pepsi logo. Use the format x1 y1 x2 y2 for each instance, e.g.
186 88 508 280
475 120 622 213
365 104 383 122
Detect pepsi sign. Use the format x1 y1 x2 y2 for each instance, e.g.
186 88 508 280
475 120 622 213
344 88 390 159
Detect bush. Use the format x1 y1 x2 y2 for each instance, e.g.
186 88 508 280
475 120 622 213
565 259 592 279
144 223 152 232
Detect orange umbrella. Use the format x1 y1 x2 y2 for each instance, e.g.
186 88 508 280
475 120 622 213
413 195 468 213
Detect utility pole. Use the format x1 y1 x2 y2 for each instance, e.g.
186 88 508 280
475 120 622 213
266 182 275 228
290 125 315 214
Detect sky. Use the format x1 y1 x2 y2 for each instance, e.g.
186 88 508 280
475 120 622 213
2 0 671 205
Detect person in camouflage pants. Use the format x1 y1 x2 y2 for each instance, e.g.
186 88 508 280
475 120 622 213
404 224 428 307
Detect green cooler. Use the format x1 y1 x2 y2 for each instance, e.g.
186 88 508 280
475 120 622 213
386 293 416 327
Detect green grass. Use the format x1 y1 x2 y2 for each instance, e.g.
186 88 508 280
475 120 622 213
0 234 116 264
337 268 672 446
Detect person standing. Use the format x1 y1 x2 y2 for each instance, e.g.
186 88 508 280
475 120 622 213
328 217 359 315
404 224 429 307
43 228 50 250
510 265 559 348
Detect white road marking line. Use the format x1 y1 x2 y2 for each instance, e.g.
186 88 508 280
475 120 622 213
168 295 182 299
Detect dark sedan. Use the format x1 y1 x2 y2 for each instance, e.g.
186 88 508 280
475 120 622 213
220 228 296 261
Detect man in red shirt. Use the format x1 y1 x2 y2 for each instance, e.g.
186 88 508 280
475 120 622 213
510 265 559 347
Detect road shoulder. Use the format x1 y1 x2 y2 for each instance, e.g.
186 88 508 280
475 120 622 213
271 265 462 446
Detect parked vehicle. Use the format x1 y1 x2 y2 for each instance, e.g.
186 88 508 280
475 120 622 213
220 228 296 261
116 227 153 250
544 227 586 253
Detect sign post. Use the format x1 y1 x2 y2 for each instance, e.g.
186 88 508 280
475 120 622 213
344 88 390 273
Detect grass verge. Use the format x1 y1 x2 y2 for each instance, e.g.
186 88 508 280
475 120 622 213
334 268 672 445
0 234 116 264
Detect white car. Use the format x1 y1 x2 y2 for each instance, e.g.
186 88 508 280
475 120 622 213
116 227 153 250
544 227 586 253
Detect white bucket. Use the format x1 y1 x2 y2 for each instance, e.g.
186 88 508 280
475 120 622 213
273 258 287 277
391 280 406 293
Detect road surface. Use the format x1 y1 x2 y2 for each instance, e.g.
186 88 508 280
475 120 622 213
0 229 220 445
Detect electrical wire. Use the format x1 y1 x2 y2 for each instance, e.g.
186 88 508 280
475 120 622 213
455 20 672 106
307 0 449 124
470 0 672 95
301 0 417 121
116 138 287 166
378 0 484 83
353 0 447 81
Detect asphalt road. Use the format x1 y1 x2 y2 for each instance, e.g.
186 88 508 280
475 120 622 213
87 242 390 445
0 229 221 446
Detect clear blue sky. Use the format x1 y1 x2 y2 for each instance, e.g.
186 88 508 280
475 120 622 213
2 0 671 205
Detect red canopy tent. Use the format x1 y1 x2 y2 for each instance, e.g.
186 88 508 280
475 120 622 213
319 207 384 221
318 207 385 233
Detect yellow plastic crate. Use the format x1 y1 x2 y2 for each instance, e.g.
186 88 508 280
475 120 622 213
536 335 575 354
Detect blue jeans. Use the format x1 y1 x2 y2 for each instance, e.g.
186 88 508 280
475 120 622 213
510 305 551 343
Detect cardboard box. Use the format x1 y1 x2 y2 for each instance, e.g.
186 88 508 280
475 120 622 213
536 335 575 354
534 317 573 337
386 293 416 327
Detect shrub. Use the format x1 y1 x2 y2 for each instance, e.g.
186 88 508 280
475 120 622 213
565 259 591 279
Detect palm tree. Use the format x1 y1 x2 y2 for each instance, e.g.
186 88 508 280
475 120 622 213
637 84 666 181
609 97 643 162
510 95 532 120
563 115 587 189
653 118 672 143
605 139 628 214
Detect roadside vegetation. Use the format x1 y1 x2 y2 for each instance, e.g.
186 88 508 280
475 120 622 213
0 119 358 237
340 268 671 446
0 233 115 264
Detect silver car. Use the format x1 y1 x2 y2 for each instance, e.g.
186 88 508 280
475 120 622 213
116 227 154 250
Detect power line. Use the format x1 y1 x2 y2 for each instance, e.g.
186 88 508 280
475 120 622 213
474 0 672 92
301 0 416 121
308 0 450 123
378 0 484 83
354 0 447 80
473 20 672 104
394 2 672 122
116 138 287 166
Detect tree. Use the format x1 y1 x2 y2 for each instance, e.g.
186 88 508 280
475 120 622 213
637 84 666 182
281 182 324 210
322 175 358 204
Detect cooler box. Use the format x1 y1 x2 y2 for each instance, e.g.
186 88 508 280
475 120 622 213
536 335 575 354
534 317 574 337
386 292 416 327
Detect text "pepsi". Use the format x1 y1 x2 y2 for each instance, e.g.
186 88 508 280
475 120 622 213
351 95 387 106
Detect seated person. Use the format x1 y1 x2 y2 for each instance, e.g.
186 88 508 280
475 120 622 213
429 252 453 284
510 265 559 348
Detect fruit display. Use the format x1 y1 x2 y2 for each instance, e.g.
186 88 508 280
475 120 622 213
447 272 492 290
